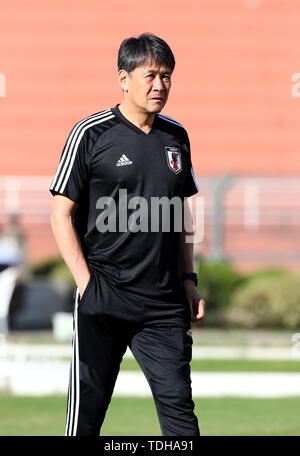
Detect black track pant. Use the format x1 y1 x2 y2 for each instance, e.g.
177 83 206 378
65 270 200 436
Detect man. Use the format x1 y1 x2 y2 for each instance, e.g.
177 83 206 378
49 33 205 436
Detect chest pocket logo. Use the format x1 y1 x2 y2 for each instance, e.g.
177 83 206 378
165 147 182 174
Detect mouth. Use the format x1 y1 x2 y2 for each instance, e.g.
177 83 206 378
150 97 164 102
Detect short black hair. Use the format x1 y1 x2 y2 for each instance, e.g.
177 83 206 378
118 33 175 74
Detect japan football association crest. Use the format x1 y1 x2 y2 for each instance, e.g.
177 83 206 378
165 147 182 174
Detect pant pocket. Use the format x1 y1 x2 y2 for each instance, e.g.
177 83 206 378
77 270 94 310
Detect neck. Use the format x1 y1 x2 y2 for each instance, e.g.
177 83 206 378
118 100 155 134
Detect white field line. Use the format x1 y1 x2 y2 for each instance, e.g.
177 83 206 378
1 359 300 397
0 344 298 361
1 342 300 397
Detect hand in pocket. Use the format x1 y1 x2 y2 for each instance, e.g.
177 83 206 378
78 272 91 301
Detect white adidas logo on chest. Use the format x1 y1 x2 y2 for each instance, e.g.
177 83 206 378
116 154 133 166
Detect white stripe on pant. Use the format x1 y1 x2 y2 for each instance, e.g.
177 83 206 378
65 288 80 436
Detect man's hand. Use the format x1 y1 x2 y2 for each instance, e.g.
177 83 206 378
77 271 91 300
184 280 206 322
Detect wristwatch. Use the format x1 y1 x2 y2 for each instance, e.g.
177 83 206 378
182 272 198 287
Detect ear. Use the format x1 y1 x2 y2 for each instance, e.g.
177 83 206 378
118 69 129 92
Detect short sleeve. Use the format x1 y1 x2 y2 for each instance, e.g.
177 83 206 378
182 131 199 198
49 123 91 204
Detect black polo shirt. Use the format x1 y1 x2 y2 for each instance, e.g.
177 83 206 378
49 105 199 300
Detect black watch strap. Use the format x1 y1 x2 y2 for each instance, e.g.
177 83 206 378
182 272 198 286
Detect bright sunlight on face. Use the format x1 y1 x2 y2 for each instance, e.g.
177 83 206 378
126 62 172 114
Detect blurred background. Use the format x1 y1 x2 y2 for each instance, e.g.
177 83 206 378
0 0 300 436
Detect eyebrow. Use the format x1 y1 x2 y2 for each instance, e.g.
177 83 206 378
144 69 172 75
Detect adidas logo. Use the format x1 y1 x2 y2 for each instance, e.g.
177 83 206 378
116 154 133 167
186 329 192 337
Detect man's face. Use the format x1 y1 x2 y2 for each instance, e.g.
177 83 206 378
119 61 172 114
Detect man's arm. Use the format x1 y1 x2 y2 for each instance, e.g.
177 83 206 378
179 199 205 322
50 194 90 298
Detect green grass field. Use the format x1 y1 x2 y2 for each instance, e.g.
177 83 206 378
2 331 300 436
120 358 300 372
0 395 299 436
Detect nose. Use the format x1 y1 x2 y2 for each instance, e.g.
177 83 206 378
153 75 164 92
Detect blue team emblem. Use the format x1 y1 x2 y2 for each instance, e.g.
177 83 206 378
165 147 182 174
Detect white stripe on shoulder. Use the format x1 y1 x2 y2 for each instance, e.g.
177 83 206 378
191 166 199 192
157 114 185 130
50 109 112 192
50 109 114 193
59 113 115 193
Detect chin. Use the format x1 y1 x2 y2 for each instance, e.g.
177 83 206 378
148 103 166 114
140 100 166 115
